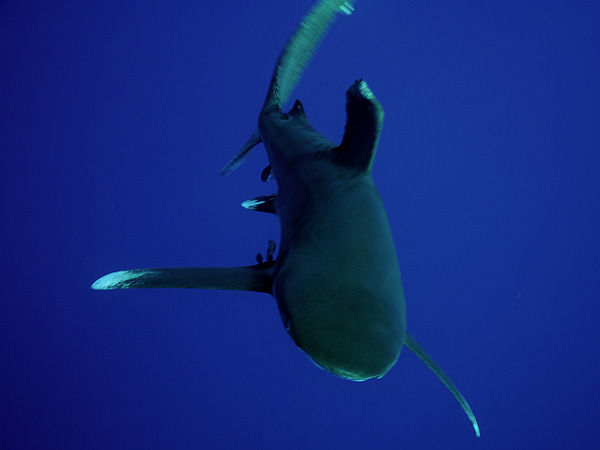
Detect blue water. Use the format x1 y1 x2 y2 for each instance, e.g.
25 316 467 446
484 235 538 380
2 1 599 448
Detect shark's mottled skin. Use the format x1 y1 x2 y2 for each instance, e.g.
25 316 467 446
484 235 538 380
92 0 480 437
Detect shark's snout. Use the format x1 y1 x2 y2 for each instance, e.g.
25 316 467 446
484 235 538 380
283 289 405 382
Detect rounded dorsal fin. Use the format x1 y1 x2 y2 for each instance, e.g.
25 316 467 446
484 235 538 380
334 80 384 173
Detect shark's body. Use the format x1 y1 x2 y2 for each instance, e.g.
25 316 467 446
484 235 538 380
259 83 405 380
92 0 480 437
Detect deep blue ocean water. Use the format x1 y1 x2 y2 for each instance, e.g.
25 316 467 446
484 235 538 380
2 1 599 448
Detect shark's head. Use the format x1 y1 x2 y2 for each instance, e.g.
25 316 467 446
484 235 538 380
276 269 406 382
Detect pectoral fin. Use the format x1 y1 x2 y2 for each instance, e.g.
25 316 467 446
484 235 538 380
404 332 481 437
91 263 275 294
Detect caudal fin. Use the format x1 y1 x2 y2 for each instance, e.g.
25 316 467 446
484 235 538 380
220 129 262 176
404 332 481 437
221 0 355 176
265 0 355 108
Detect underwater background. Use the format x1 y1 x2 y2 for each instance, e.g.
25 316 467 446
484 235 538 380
2 1 599 448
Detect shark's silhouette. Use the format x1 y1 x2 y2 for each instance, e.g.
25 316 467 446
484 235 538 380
93 0 480 437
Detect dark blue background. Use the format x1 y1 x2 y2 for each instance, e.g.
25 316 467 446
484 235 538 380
2 1 599 448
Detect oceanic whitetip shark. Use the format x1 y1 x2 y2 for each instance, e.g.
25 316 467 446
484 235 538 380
92 0 480 437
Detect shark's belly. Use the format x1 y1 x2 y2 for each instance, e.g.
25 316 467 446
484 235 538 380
273 182 406 380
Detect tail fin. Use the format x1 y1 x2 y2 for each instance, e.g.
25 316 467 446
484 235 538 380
404 332 481 437
264 0 356 108
221 0 355 176
220 129 262 177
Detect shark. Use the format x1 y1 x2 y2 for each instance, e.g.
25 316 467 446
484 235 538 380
92 0 480 437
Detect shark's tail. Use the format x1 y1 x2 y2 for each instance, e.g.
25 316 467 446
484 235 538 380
264 0 356 109
220 0 355 176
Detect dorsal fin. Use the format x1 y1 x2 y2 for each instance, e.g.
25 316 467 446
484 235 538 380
220 0 355 176
333 79 384 174
404 332 481 437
